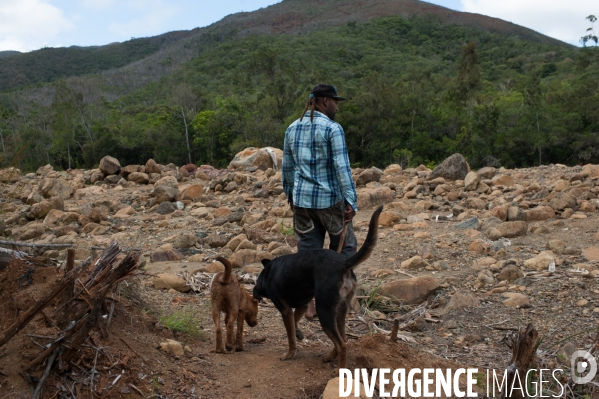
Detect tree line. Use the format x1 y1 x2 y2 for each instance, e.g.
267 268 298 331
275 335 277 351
0 15 597 172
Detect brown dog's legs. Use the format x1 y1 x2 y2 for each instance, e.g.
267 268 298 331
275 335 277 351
235 310 245 351
225 310 238 351
294 304 308 340
212 308 225 353
280 308 297 360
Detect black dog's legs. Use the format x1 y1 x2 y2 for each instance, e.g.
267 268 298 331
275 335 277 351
317 303 347 368
294 304 308 341
280 308 298 360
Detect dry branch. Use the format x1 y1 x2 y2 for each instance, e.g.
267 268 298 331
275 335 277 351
500 323 539 399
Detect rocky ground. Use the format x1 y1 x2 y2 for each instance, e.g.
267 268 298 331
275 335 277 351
0 148 598 398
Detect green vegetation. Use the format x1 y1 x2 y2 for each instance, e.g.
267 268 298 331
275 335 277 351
159 307 203 338
0 12 597 172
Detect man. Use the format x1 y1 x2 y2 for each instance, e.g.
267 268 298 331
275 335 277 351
282 84 358 317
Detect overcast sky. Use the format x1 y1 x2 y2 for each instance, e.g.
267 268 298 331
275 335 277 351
0 0 594 52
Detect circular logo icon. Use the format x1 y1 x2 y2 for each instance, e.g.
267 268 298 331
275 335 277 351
571 350 597 384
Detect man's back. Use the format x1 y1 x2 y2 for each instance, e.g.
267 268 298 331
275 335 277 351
283 110 357 211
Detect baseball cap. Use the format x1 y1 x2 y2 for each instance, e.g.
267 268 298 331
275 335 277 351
310 84 346 101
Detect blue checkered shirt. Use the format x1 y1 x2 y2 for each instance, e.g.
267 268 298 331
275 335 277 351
282 110 358 211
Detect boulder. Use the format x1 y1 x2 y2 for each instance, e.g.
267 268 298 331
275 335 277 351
19 224 46 240
173 235 197 249
0 167 21 183
491 175 514 187
154 176 178 189
229 249 273 268
400 256 429 270
357 187 394 209
381 276 440 305
99 155 121 175
27 197 64 220
429 153 470 181
477 167 497 179
228 147 283 171
155 202 176 215
153 186 179 204
177 184 204 201
114 206 135 218
158 339 185 357
145 159 161 174
323 377 368 399
524 251 555 271
40 178 73 199
128 172 149 184
153 273 190 293
119 164 140 177
497 265 525 282
151 249 184 262
495 221 527 238
437 291 480 315
379 211 400 227
464 171 480 191
502 293 531 308
524 206 555 221
355 167 383 186
78 208 106 226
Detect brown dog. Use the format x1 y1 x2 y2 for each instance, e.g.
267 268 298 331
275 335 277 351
210 256 259 353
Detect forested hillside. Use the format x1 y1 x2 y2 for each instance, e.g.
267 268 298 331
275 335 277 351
0 0 596 172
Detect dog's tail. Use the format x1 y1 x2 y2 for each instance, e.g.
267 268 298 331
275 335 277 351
216 256 232 283
343 205 383 272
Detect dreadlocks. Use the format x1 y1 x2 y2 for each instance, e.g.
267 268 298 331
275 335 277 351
299 95 320 123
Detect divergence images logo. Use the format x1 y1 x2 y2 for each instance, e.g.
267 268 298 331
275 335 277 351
571 350 597 385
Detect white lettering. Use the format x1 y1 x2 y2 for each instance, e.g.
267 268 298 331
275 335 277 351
467 369 478 397
339 369 352 397
510 370 525 397
437 369 452 397
408 368 422 397
422 369 434 397
491 369 508 397
392 369 406 397
362 368 377 397
552 369 564 397
454 369 465 397
525 369 538 397
379 368 390 397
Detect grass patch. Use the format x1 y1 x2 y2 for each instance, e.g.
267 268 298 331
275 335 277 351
159 306 203 338
280 221 294 236
362 279 384 311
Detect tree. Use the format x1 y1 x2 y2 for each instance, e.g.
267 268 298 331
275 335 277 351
171 84 202 164
581 15 598 47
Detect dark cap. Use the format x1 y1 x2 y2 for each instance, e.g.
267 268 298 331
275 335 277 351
310 84 346 101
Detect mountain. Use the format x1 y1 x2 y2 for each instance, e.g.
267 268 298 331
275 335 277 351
0 51 20 59
0 0 594 174
0 0 570 94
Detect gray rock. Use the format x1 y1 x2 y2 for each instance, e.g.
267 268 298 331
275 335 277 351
99 155 121 175
155 202 176 215
429 153 470 181
455 217 479 230
477 167 497 179
356 167 384 186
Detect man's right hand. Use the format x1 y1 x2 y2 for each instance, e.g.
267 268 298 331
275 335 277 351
344 203 355 222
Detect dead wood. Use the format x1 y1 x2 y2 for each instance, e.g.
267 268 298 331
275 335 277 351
500 323 539 399
0 259 89 348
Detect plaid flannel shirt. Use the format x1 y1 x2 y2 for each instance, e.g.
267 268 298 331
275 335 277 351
282 110 358 211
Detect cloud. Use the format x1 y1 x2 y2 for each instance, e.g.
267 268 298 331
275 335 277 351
109 0 180 39
461 0 594 45
0 0 74 52
81 0 116 11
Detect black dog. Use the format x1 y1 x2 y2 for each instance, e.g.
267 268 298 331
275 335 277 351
253 205 382 369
